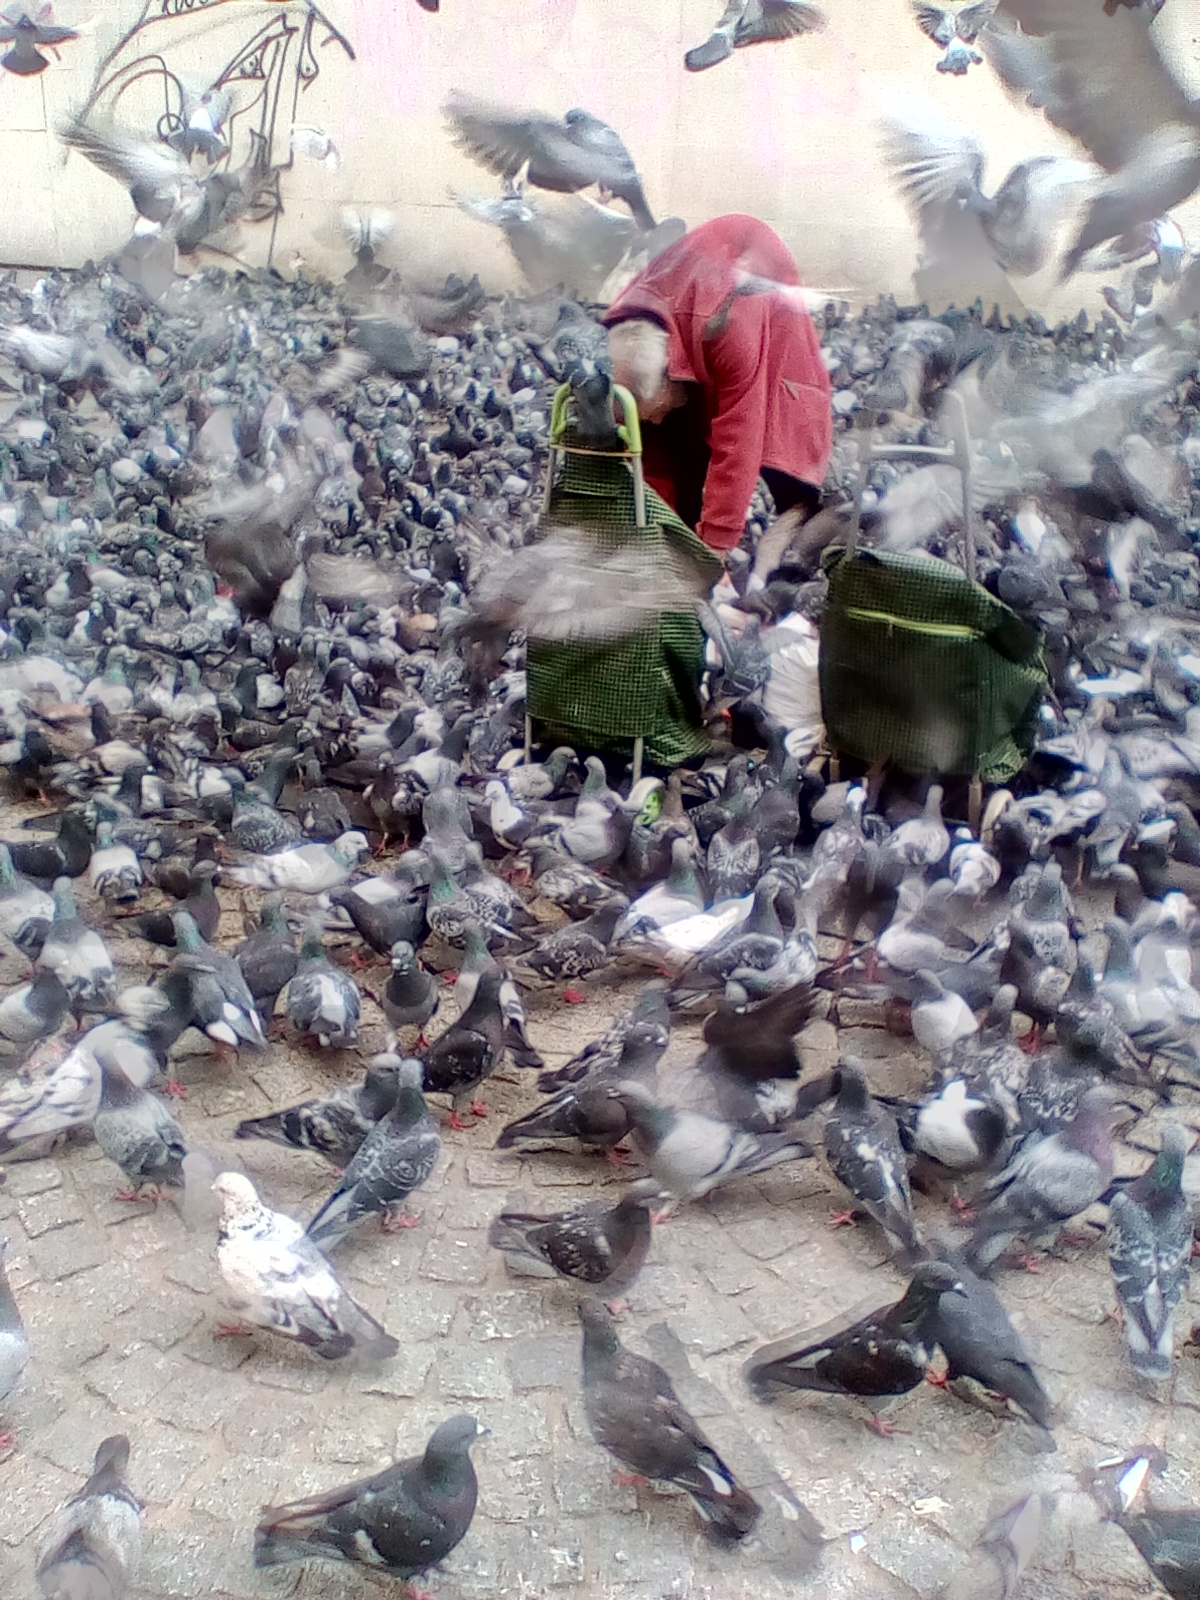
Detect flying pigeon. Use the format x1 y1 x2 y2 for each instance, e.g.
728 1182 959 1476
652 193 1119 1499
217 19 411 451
685 0 826 74
445 94 658 230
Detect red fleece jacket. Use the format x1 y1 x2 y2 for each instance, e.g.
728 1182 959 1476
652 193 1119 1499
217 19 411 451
602 215 833 552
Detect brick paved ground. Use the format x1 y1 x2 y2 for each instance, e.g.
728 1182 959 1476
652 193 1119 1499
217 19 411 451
0 862 1196 1600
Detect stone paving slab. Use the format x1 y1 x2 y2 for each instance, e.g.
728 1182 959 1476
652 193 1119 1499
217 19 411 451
0 877 1193 1600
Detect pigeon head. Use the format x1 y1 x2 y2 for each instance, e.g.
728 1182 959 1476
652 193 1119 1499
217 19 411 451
212 1170 263 1221
422 1414 486 1488
89 1433 133 1485
896 1260 967 1328
395 1058 425 1093
329 830 370 867
1146 1121 1189 1188
834 1059 872 1111
578 1296 621 1352
390 940 417 972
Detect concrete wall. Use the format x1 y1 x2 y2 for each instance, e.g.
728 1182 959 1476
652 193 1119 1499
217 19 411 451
3 0 1199 315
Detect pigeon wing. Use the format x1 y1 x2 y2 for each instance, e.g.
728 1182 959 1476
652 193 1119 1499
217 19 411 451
995 0 1196 172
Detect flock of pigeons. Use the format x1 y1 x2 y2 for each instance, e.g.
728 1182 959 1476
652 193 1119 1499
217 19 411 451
0 0 1196 1597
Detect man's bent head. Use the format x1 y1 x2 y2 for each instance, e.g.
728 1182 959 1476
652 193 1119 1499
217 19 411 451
607 318 687 425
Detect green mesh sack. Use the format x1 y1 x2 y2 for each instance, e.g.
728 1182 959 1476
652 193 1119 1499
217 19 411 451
818 546 1047 782
526 429 722 769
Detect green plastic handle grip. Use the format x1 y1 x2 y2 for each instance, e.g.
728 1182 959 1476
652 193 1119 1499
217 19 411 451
548 382 642 454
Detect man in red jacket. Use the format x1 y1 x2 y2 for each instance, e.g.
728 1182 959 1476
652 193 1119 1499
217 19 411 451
602 214 833 566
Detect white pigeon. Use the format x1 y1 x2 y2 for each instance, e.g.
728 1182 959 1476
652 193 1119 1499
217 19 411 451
225 831 369 894
212 1172 398 1361
0 993 166 1149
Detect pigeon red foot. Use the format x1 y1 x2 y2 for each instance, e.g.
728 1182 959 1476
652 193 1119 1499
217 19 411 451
605 1146 634 1168
563 987 586 1005
469 1100 489 1118
163 1078 188 1100
829 1209 859 1228
865 1415 899 1437
382 1209 422 1231
613 1469 649 1488
213 1321 252 1339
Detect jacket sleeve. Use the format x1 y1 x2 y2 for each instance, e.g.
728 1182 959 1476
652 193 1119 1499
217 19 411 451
695 302 772 552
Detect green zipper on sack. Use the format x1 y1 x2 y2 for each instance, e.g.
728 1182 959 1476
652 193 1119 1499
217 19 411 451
842 606 982 640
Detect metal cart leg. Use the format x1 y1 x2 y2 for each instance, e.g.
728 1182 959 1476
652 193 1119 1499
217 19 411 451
968 775 983 834
631 737 644 785
524 715 533 764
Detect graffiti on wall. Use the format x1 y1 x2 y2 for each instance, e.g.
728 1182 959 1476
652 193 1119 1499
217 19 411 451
77 0 354 263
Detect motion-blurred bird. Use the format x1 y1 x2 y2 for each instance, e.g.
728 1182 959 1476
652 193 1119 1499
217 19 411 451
684 0 826 73
445 93 657 230
0 4 77 76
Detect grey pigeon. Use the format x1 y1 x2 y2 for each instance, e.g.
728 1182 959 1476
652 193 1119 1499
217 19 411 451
254 1415 483 1577
0 966 69 1051
234 1049 403 1167
306 1059 441 1249
170 911 265 1052
744 1261 964 1431
381 940 438 1035
937 1490 1042 1600
488 1179 657 1296
911 0 995 74
36 877 117 1023
984 0 1200 277
965 1086 1119 1273
537 980 669 1091
685 0 826 72
446 94 657 229
421 965 506 1126
1 5 78 76
214 1172 398 1361
35 1435 141 1600
824 1060 921 1258
456 923 541 1070
609 1080 812 1202
580 1298 761 1540
0 1238 28 1450
286 917 361 1048
497 1019 663 1158
1107 1122 1192 1379
233 893 298 1019
94 1062 187 1198
924 1254 1055 1429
